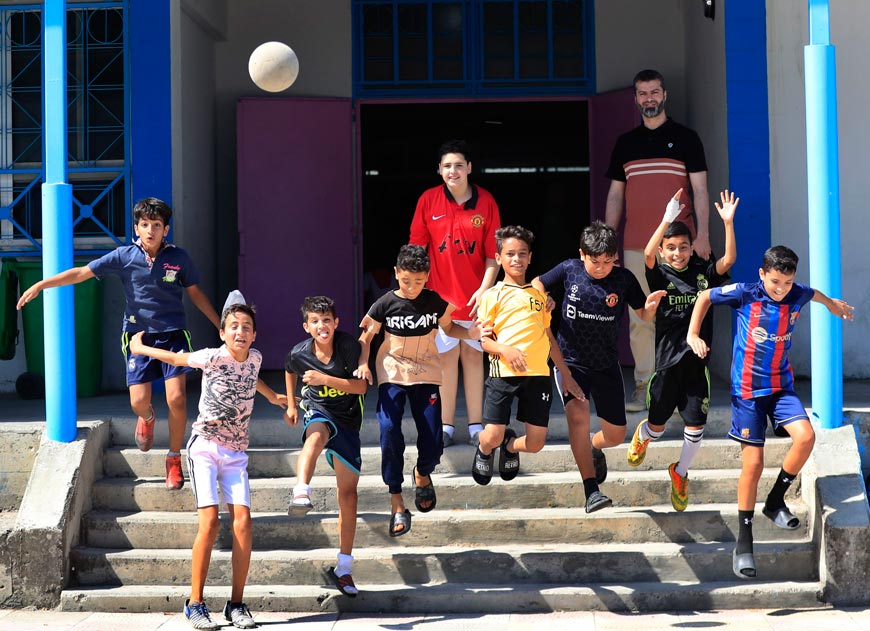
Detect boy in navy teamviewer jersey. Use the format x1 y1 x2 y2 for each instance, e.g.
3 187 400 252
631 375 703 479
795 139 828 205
688 245 853 581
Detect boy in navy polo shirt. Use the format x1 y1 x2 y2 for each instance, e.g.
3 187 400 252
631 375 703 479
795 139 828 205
532 222 665 513
688 245 853 580
17 197 220 490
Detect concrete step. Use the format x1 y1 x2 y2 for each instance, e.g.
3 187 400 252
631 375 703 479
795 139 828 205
106 400 738 449
81 503 809 550
102 439 794 479
70 540 816 587
90 468 800 513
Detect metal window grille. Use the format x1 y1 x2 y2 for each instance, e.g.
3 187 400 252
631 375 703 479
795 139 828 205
353 0 594 96
0 0 129 257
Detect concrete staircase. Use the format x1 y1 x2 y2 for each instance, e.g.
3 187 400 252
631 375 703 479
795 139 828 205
60 408 823 613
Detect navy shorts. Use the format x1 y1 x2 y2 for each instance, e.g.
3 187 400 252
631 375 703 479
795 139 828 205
122 329 193 386
729 390 809 446
648 354 710 427
555 363 627 427
483 375 552 428
303 410 362 475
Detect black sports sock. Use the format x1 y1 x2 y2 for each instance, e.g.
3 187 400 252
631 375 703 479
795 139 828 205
736 510 754 555
582 477 599 499
765 468 797 511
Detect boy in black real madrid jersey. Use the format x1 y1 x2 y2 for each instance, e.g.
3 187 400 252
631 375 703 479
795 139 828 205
533 222 665 513
626 189 737 512
355 245 480 537
284 296 367 597
472 226 583 486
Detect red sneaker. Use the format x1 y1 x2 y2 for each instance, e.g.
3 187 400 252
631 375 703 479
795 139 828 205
134 406 155 452
165 454 184 490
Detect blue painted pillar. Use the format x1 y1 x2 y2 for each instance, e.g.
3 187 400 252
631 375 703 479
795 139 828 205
42 0 77 442
805 0 843 429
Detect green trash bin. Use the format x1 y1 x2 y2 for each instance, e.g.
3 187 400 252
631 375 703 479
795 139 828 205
17 260 103 397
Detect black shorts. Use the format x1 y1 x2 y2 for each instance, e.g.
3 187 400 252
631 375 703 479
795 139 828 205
648 354 710 426
483 375 552 428
554 363 627 427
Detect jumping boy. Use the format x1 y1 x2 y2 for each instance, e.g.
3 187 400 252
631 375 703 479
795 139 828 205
17 197 221 490
471 226 583 486
687 245 853 579
355 245 481 537
130 297 287 630
626 189 737 511
533 221 665 513
284 296 367 597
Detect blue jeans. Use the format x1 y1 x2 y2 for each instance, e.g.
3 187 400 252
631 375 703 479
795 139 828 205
377 382 443 494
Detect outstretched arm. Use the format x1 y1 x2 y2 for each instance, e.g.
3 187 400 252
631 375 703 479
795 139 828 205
811 289 855 321
644 189 685 268
686 290 713 358
714 190 738 275
128 331 191 366
16 266 95 310
185 284 221 330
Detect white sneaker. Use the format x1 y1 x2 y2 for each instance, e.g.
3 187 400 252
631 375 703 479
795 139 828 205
625 381 648 412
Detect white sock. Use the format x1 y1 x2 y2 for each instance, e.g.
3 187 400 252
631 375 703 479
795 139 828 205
167 451 180 457
336 553 353 576
640 422 664 442
676 427 705 477
443 425 455 438
293 483 311 498
468 423 483 438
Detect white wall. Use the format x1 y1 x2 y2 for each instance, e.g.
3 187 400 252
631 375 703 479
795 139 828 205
767 1 868 377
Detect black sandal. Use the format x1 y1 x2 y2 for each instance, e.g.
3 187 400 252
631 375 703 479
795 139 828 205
325 566 359 597
389 509 412 537
413 466 437 513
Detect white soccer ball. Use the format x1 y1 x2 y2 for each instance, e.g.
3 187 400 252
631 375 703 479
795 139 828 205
248 41 299 92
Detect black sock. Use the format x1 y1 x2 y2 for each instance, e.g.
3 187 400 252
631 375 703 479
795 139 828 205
736 510 754 555
765 468 797 511
582 477 600 499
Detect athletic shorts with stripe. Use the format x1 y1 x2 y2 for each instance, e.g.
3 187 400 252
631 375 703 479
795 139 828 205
647 353 710 426
483 375 552 428
186 433 251 508
554 363 627 426
729 390 809 446
303 410 362 475
122 329 193 386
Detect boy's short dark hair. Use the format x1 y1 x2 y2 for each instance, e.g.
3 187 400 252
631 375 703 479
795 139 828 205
580 221 618 257
762 245 799 275
663 220 693 242
221 303 257 331
438 139 471 164
495 225 534 253
133 197 172 224
301 295 336 322
633 69 666 91
396 244 430 273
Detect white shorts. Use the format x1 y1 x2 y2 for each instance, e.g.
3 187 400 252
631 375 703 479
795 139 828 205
186 434 251 508
435 320 483 353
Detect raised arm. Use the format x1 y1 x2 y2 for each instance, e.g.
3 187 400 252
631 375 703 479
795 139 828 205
686 289 713 358
811 289 855 321
17 266 95 310
689 171 711 259
128 331 191 366
714 190 738 275
185 284 221 330
604 180 626 230
644 189 685 268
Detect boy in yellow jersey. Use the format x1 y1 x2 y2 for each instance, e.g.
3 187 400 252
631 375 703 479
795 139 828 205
471 226 583 485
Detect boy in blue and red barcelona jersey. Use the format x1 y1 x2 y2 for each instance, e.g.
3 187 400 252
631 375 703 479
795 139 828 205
687 245 853 581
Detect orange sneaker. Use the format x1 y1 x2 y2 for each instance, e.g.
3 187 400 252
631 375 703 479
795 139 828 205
165 454 184 490
134 405 156 452
627 420 651 467
668 462 689 512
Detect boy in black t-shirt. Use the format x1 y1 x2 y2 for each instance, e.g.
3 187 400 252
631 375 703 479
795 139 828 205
356 245 479 537
626 189 737 511
284 296 367 597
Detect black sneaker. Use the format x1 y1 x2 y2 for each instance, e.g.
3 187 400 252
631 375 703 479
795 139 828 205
472 447 493 485
585 490 612 513
592 446 608 484
223 601 257 629
498 427 520 481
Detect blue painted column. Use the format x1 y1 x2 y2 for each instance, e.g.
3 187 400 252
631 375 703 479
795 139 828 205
42 0 77 442
805 0 843 429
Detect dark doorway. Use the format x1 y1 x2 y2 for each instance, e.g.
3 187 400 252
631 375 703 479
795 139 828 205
359 100 590 310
